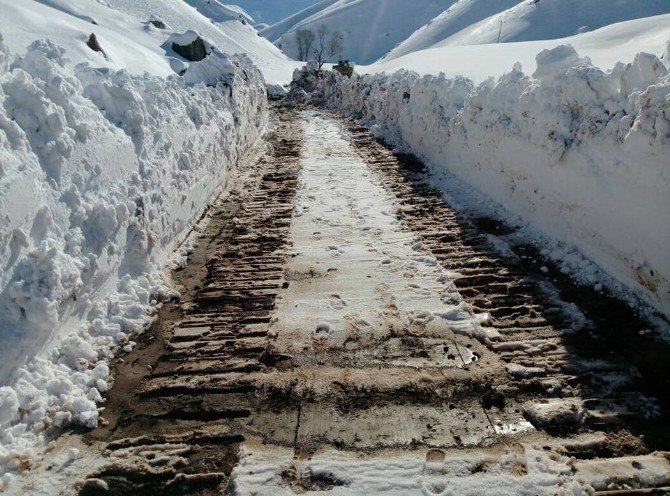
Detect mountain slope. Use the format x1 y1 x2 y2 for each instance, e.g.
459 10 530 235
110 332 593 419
1 0 296 83
439 0 670 47
362 14 670 84
101 0 292 81
180 0 256 25
384 0 520 60
228 0 322 25
263 0 457 65
0 0 174 76
260 0 341 44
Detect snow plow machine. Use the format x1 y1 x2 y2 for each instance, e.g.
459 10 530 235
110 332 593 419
333 60 354 77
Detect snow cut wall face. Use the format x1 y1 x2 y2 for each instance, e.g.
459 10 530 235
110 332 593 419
310 45 670 318
0 37 267 473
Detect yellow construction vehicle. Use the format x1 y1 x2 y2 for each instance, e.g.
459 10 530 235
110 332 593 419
333 60 354 77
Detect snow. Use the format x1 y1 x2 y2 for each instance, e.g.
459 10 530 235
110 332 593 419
362 14 670 84
437 0 670 47
263 0 457 65
166 29 203 48
99 0 294 83
229 443 592 495
1 0 669 487
0 32 267 476
385 0 521 60
306 40 670 321
263 0 670 66
233 0 322 25
0 0 295 84
180 0 256 25
260 0 342 44
271 111 485 367
0 0 174 78
225 110 593 495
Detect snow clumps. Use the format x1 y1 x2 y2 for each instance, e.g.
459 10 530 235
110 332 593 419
0 35 267 474
305 43 670 320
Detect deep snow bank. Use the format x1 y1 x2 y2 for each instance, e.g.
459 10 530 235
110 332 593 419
304 45 670 319
0 36 266 476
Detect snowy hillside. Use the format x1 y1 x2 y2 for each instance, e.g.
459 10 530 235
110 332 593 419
385 0 521 60
259 0 341 43
364 14 670 83
264 0 670 65
99 0 293 82
438 0 670 47
263 0 456 64
180 0 256 25
0 0 294 83
230 0 322 25
0 0 174 77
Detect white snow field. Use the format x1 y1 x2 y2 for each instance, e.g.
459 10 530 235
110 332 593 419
307 41 670 321
0 0 294 84
262 0 458 65
0 0 269 480
435 0 670 47
363 14 670 83
262 0 670 65
231 443 591 496
384 0 521 61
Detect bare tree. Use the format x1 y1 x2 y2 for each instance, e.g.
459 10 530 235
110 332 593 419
312 25 329 69
328 31 344 61
295 29 315 61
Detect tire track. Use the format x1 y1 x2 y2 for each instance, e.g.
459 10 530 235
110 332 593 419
75 108 670 495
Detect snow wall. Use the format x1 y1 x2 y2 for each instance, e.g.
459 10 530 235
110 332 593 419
309 45 670 318
0 36 267 472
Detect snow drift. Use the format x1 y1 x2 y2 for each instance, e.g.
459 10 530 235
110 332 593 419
0 36 266 474
303 44 670 319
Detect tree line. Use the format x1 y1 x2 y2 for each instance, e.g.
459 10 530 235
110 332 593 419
295 25 345 68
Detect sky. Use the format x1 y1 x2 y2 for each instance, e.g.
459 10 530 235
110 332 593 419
229 0 321 25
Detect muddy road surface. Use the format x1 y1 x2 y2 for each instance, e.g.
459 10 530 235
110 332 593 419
45 108 670 495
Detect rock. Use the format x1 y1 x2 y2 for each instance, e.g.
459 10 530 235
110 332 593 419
78 478 109 494
67 448 80 461
172 34 207 62
86 33 105 57
266 84 287 101
150 19 166 29
148 14 166 29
